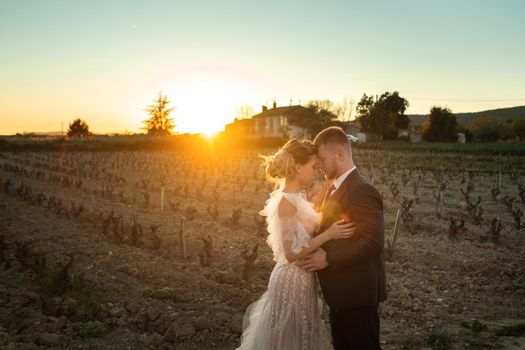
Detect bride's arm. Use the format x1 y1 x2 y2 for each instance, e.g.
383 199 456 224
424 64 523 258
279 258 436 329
279 197 354 263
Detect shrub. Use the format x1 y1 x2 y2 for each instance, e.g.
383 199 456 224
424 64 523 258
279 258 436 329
466 116 514 142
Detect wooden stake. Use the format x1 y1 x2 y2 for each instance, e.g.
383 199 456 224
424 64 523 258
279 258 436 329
179 218 186 259
232 182 236 208
387 208 401 258
160 186 165 212
391 208 401 248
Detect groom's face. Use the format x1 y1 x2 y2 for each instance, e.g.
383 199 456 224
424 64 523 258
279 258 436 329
316 144 338 180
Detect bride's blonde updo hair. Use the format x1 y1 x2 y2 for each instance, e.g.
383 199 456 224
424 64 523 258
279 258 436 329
262 139 315 184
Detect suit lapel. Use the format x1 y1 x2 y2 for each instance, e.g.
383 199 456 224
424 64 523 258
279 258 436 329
318 168 361 234
331 168 360 203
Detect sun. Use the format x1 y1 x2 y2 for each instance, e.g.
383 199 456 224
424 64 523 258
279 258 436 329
172 79 244 135
202 130 219 138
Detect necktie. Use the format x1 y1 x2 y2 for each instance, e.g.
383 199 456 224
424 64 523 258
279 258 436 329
327 184 336 197
322 184 336 208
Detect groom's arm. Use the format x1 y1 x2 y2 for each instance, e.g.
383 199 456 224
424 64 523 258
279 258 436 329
325 182 384 269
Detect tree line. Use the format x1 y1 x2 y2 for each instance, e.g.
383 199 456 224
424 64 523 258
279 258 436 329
65 91 525 142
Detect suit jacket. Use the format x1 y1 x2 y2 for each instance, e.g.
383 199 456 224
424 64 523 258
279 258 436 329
316 168 387 308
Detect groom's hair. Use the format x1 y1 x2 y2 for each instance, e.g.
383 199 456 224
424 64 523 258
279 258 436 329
313 126 350 153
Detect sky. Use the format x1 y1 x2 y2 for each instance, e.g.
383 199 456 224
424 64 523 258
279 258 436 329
1 0 524 135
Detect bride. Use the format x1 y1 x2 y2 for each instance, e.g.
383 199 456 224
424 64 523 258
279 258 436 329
236 139 356 350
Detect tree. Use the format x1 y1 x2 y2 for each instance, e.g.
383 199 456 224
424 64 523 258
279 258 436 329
308 100 337 114
511 120 525 140
382 92 410 129
67 118 90 138
308 98 354 122
338 97 355 122
421 106 458 142
142 92 175 136
287 104 338 137
235 104 254 120
355 91 409 139
355 94 375 122
466 116 513 142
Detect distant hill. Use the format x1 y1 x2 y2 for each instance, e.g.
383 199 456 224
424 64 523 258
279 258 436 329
408 105 525 126
7 131 64 137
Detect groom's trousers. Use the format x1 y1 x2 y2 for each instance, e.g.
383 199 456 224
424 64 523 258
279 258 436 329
329 303 381 350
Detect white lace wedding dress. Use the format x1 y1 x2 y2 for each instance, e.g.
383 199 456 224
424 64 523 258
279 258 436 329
236 190 333 350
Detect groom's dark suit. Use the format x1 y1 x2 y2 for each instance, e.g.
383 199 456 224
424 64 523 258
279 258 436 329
316 167 387 349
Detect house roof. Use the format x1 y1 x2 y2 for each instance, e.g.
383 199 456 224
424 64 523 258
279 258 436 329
251 105 308 119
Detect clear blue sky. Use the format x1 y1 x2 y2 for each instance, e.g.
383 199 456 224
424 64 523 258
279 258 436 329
1 0 524 134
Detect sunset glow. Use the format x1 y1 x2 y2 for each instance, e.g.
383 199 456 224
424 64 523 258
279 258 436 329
0 1 523 136
168 79 248 135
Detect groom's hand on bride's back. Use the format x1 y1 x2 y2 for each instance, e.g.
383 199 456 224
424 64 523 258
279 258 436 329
296 248 328 272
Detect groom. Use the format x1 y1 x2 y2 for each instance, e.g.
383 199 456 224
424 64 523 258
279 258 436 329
296 126 387 349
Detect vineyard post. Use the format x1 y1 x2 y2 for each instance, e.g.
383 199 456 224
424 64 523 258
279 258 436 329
179 218 187 258
386 208 401 259
391 208 401 251
232 181 236 208
160 186 165 212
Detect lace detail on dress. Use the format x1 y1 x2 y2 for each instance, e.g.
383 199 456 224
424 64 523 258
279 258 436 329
235 190 332 350
280 216 311 255
259 191 321 263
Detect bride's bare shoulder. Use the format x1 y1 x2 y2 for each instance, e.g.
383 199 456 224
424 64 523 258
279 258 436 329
278 196 297 218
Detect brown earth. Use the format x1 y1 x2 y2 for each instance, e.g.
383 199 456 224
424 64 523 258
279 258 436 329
0 149 523 349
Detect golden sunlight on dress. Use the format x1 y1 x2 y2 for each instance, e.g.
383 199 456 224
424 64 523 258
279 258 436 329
235 190 333 350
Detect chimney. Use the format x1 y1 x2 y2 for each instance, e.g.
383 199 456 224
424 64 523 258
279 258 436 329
262 105 268 112
273 100 277 109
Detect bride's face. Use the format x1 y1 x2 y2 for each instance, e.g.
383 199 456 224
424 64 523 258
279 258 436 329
296 155 317 187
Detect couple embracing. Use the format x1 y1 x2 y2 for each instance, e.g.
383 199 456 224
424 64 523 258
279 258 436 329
236 126 387 350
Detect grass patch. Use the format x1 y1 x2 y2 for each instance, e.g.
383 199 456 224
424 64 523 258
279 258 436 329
355 140 525 156
465 340 495 349
395 336 421 349
426 331 454 349
34 262 105 318
461 320 488 333
72 321 108 339
67 275 106 317
495 323 525 337
446 301 463 314
149 287 177 301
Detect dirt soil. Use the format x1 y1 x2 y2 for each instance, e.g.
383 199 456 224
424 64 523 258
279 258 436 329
0 150 523 349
